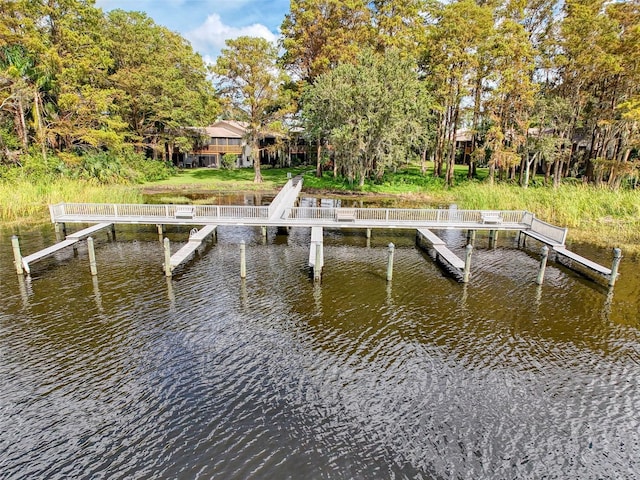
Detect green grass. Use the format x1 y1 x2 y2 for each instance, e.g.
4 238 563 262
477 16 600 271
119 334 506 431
145 166 310 192
0 179 143 224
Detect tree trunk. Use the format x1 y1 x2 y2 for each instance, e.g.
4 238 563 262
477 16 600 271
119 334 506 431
316 138 322 177
253 138 263 183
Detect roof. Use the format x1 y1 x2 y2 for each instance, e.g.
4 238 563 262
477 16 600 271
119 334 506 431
203 120 247 138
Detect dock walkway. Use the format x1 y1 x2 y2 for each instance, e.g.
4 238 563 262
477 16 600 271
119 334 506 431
21 222 112 274
12 176 617 285
168 225 217 273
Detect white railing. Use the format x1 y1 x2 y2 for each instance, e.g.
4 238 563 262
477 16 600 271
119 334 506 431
529 217 568 245
51 203 269 221
287 207 528 224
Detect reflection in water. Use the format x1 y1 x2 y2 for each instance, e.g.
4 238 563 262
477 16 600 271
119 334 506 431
0 224 639 479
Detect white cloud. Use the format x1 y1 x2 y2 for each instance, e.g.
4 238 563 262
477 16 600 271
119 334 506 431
186 13 277 56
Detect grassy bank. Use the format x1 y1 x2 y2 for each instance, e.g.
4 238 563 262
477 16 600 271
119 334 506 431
0 179 143 224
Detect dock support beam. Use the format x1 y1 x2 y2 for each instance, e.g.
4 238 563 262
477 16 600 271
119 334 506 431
163 238 172 277
387 243 395 282
466 230 476 246
489 230 498 248
463 244 473 283
609 248 622 287
314 243 323 282
87 236 98 276
261 226 267 243
240 241 247 278
11 236 24 275
536 245 549 285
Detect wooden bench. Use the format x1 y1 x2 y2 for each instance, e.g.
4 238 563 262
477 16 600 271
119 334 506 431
335 208 357 222
481 211 503 224
175 205 195 219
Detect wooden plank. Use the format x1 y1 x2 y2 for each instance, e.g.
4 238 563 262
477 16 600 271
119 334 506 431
22 222 113 268
417 228 464 271
66 222 113 240
22 239 78 266
434 245 465 270
553 247 612 276
309 226 323 268
416 228 445 246
170 225 217 270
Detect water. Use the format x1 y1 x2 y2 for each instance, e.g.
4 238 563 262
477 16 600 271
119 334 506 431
1 213 639 479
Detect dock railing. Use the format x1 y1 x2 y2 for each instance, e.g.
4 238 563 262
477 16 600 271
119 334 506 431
286 207 528 224
528 217 568 245
50 203 270 222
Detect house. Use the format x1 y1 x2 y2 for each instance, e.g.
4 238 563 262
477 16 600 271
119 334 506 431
182 120 307 168
183 120 250 168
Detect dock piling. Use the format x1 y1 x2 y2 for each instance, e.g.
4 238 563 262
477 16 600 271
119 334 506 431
11 236 24 275
240 241 247 278
463 244 473 283
536 245 549 285
387 243 395 282
466 230 476 246
314 242 322 282
609 248 622 287
87 236 97 276
163 237 172 277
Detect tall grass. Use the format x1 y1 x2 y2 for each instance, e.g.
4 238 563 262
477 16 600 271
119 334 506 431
0 179 143 223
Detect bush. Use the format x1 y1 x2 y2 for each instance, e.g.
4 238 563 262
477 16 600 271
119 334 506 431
221 153 238 169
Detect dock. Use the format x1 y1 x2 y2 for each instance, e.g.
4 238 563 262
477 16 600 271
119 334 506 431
20 222 112 274
167 225 217 274
10 177 620 286
416 228 465 274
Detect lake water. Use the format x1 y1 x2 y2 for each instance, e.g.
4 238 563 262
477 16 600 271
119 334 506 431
1 200 639 479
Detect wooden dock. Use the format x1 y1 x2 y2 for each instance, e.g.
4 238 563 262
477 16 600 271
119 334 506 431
20 222 112 274
10 176 619 286
416 228 465 273
168 225 217 273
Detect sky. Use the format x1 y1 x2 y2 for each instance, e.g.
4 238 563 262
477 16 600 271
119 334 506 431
94 0 290 63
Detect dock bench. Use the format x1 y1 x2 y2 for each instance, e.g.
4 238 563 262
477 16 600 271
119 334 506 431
481 211 503 224
175 205 195 219
335 208 357 222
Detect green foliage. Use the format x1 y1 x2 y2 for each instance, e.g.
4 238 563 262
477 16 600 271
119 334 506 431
302 48 434 186
221 153 238 170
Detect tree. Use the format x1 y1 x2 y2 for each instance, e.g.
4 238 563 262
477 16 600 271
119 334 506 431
303 49 433 186
213 36 291 183
280 0 372 82
106 10 217 160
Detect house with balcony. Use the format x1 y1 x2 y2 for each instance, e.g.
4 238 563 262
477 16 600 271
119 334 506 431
183 120 250 168
182 120 309 168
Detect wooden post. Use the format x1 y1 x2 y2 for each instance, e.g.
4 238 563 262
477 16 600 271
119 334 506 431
609 248 622 287
240 241 246 278
366 228 371 239
489 230 498 247
387 242 395 282
157 224 164 235
261 226 267 244
536 245 549 285
463 244 473 283
163 237 172 277
314 242 322 282
466 230 476 245
110 224 116 241
87 236 97 276
11 235 24 275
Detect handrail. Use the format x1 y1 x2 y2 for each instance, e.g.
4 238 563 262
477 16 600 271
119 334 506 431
529 217 567 245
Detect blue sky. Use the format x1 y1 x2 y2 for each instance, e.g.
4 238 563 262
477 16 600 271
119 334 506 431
95 0 289 63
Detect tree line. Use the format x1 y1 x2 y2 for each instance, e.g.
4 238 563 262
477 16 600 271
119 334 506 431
1 0 217 181
2 0 639 189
